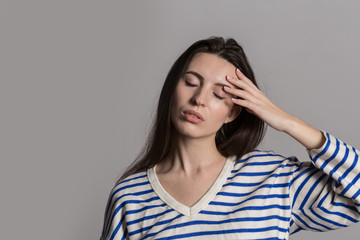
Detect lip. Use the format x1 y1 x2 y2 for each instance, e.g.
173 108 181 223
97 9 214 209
182 110 205 123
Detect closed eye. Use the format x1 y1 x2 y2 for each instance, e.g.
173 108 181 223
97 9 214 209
213 92 225 100
185 81 198 87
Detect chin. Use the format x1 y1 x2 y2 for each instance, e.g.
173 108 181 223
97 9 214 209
175 125 216 140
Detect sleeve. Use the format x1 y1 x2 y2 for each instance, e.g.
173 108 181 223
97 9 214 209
289 132 360 234
100 184 128 240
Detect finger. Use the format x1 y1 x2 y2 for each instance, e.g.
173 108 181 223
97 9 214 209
231 96 264 118
225 87 263 112
224 86 251 100
235 68 253 85
226 75 258 95
231 97 254 111
235 69 260 92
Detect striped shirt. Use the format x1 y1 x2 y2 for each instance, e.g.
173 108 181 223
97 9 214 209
100 132 360 240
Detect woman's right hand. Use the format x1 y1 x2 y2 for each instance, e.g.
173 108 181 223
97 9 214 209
224 68 325 150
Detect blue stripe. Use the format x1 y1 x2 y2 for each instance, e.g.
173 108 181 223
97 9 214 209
311 132 331 163
310 208 347 228
243 160 285 167
319 138 340 170
112 181 150 198
301 173 326 209
106 196 160 234
119 196 160 205
217 190 289 198
104 203 166 232
340 146 359 195
290 226 302 235
331 202 360 215
133 214 184 237
301 209 332 230
289 219 294 226
105 181 151 218
231 170 274 177
127 208 175 225
291 168 318 208
121 228 127 240
319 206 358 223
289 166 313 188
116 189 153 201
235 153 286 166
317 179 332 207
200 204 290 216
105 188 153 230
352 188 360 199
115 172 147 187
292 211 321 231
256 238 286 240
143 215 290 239
210 194 289 207
152 226 288 240
109 214 125 240
231 162 300 175
224 182 290 188
125 203 167 215
329 143 349 178
229 171 293 179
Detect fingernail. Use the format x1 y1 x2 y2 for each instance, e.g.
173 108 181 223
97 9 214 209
224 86 230 91
236 68 241 73
226 75 232 80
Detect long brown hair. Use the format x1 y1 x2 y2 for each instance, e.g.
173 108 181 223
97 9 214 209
117 37 266 182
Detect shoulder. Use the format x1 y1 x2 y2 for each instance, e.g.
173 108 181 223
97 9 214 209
101 172 150 240
109 170 151 204
115 169 149 188
232 149 303 172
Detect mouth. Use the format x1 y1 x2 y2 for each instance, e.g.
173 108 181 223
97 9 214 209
182 110 204 121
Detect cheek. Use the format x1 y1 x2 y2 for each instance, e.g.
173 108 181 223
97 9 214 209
170 87 187 119
173 85 191 104
210 104 233 122
172 87 184 108
212 98 234 112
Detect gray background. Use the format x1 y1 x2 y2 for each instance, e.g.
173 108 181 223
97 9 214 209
1 0 359 239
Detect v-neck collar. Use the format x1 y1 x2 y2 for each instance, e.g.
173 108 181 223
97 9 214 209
147 156 236 217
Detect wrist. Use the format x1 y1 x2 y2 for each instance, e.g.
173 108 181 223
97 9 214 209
280 112 299 134
282 115 325 150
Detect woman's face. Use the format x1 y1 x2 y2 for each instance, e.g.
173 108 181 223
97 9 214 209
171 52 241 140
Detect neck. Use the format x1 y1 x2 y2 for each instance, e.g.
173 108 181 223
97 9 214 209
159 134 226 176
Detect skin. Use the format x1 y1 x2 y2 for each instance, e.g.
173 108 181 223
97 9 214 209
224 68 326 150
170 53 241 141
156 52 326 207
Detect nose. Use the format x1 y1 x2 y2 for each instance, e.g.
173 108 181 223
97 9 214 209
191 87 206 106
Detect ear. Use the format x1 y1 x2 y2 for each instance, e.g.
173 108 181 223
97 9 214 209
224 105 242 124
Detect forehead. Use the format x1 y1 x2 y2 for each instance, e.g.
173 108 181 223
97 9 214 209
186 53 237 80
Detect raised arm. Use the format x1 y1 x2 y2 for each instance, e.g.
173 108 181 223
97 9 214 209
224 68 326 150
225 69 360 233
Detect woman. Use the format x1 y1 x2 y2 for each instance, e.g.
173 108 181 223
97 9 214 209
100 37 360 240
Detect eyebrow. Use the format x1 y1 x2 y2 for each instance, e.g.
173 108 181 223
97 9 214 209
184 71 231 88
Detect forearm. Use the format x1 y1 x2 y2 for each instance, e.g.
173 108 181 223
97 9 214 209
282 114 326 150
